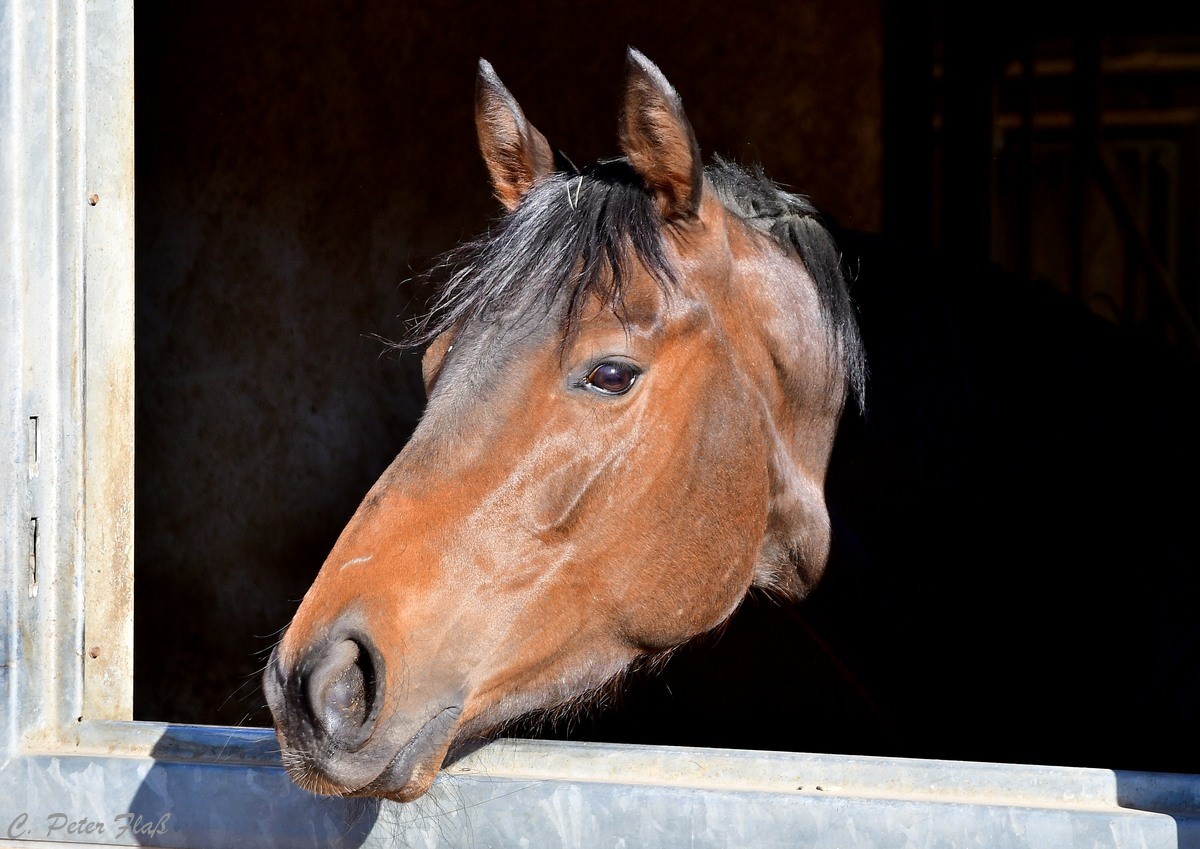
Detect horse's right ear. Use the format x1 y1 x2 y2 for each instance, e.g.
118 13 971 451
475 59 555 212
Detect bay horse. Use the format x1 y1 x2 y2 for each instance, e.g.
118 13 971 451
266 46 1200 796
264 48 865 801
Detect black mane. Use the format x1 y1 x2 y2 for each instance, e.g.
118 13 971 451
411 157 865 406
706 158 866 406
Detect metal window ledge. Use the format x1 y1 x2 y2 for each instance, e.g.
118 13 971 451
0 723 1196 848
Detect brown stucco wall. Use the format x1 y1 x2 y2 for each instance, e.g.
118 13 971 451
135 0 883 723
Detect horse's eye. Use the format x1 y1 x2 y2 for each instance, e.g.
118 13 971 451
585 362 640 395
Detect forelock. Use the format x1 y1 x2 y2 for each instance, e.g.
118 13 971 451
407 159 677 346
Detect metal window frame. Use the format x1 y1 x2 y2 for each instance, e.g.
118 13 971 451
1 2 1198 846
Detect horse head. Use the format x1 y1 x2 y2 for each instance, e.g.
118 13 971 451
264 48 863 802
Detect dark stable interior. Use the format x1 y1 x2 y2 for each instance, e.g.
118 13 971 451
136 1 1200 774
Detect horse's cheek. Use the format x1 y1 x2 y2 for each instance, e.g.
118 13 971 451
629 407 769 643
697 404 773 610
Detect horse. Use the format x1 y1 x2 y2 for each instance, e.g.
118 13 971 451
263 48 865 801
265 49 1200 801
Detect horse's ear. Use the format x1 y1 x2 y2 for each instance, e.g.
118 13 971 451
475 59 555 212
619 48 703 220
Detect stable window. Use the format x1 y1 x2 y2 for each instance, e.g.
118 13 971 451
2 2 1198 847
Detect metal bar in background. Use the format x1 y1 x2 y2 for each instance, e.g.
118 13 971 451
1069 34 1102 300
883 0 935 248
938 2 995 265
1014 37 1035 283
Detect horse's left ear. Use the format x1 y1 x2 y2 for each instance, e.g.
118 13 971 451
476 59 556 211
619 48 703 220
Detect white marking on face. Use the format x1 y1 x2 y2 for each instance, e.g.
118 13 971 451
339 555 373 572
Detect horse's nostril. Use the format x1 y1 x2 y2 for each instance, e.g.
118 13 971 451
306 637 379 747
325 650 367 730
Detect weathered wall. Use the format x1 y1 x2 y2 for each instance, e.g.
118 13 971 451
135 0 884 723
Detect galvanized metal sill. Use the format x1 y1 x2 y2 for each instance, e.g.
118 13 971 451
1 722 1197 848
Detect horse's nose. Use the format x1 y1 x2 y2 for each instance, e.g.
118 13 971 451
302 634 382 749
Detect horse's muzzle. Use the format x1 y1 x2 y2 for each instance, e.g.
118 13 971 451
264 632 463 798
